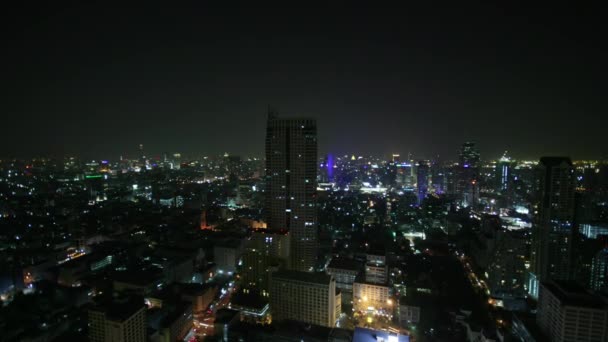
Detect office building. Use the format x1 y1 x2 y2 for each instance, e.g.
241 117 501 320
353 280 391 313
265 112 318 271
590 247 608 292
88 298 146 342
213 238 245 274
529 157 576 298
241 229 290 291
326 257 362 305
365 253 387 285
269 270 337 327
416 160 429 205
326 257 361 292
581 223 608 239
496 152 513 194
457 141 480 207
431 165 446 194
537 281 608 342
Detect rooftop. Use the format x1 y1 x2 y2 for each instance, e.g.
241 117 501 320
272 270 332 285
327 257 362 272
91 297 145 322
230 290 268 310
113 268 163 287
215 308 240 324
542 281 608 309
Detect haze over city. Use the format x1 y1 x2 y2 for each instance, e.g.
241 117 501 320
2 3 607 159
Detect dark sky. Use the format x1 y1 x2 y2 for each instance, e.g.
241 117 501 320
2 3 607 160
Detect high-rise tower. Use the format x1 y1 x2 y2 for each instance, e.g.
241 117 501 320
456 141 481 207
529 157 576 298
265 112 318 271
416 160 429 205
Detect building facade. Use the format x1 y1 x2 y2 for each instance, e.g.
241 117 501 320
269 270 337 327
590 247 608 292
241 229 290 291
537 281 608 342
265 113 318 271
529 157 576 298
416 160 429 205
88 299 146 342
353 280 391 313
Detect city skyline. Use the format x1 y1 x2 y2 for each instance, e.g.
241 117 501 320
3 4 608 342
3 3 607 159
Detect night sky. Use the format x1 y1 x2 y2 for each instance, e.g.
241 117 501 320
2 3 607 160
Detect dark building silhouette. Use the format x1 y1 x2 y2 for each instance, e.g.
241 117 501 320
529 157 576 298
456 141 480 207
265 111 318 272
416 160 429 205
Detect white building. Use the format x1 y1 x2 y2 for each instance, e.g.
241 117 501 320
269 270 338 327
537 281 608 342
353 280 391 313
88 299 146 342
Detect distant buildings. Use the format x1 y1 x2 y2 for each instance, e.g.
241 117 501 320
269 270 339 327
265 113 318 272
416 160 429 205
537 281 608 342
590 247 608 292
496 152 513 194
457 141 481 207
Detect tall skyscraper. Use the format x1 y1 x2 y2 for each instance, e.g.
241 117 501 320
495 152 510 189
431 164 446 195
416 160 429 205
459 141 481 168
138 143 146 165
590 246 608 292
457 141 480 207
265 112 318 272
529 157 576 298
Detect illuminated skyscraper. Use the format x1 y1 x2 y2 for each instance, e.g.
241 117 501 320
265 112 318 271
138 143 146 165
529 157 576 298
457 141 480 207
496 152 514 195
590 246 608 292
459 141 480 168
416 160 429 205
